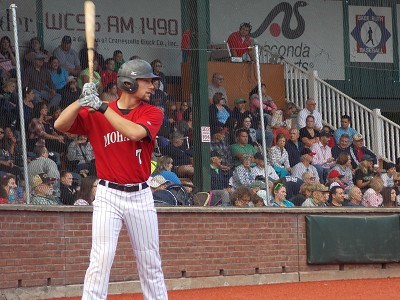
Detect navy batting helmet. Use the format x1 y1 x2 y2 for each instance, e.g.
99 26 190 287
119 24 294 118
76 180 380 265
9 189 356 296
117 59 160 93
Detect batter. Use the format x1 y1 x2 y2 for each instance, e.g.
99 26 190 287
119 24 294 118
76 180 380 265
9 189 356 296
54 59 168 300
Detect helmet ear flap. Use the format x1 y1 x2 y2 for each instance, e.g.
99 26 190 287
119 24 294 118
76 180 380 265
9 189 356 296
117 76 138 93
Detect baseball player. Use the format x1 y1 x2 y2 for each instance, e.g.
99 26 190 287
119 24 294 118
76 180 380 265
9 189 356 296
54 59 168 300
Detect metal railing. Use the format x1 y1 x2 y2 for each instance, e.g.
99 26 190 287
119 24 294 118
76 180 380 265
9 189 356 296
261 48 400 163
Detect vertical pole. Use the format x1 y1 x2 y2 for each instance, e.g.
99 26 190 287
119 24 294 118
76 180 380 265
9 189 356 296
372 108 383 161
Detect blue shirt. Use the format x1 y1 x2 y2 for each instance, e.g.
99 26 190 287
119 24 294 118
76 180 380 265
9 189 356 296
50 67 69 90
334 127 357 144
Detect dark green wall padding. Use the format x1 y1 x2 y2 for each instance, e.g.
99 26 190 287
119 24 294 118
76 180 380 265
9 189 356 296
306 215 400 264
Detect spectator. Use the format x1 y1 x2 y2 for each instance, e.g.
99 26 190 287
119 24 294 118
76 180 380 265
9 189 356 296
354 154 375 193
230 128 257 167
208 73 227 104
251 152 279 181
209 92 232 133
297 98 323 130
334 115 358 144
331 152 353 188
0 173 17 203
302 171 318 185
30 173 60 205
241 116 258 146
165 101 178 128
22 53 61 108
53 35 81 76
0 35 16 79
344 186 364 207
361 176 384 207
249 181 267 207
149 79 168 108
66 135 95 175
0 126 21 178
291 148 320 182
281 175 304 201
100 82 119 102
231 185 253 207
327 169 347 190
271 182 294 207
331 134 351 160
231 154 255 189
60 76 82 109
210 126 233 169
79 41 105 70
381 187 397 208
100 58 117 88
270 102 298 143
322 125 335 148
299 115 320 148
113 50 125 71
210 150 232 190
152 155 181 185
1 79 18 123
48 56 69 92
77 58 101 91
60 171 76 205
329 186 345 207
269 133 291 178
310 130 335 183
349 133 377 169
381 162 396 187
176 108 193 146
151 59 167 92
248 83 278 121
302 183 329 207
74 176 98 206
290 182 314 206
231 98 255 128
177 101 190 122
227 22 254 61
285 128 304 168
0 185 8 204
23 37 50 68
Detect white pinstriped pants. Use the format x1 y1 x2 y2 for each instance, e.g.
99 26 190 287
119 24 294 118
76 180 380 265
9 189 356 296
82 184 168 300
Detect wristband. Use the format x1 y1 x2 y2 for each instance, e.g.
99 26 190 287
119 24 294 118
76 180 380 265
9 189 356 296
98 103 108 114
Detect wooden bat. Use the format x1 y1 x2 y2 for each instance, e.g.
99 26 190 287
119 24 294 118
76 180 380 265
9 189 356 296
84 1 95 84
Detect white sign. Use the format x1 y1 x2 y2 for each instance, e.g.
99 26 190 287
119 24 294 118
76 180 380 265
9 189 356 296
201 126 211 143
348 6 393 63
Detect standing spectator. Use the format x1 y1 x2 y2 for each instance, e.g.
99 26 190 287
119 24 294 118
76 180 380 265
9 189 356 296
0 36 16 79
230 128 257 167
227 22 254 60
208 73 227 104
349 133 377 169
271 182 294 207
291 148 320 182
30 173 60 205
23 37 50 68
285 128 304 168
381 162 396 187
151 59 167 92
100 83 119 102
48 56 69 92
209 92 232 133
329 186 345 207
53 35 81 76
60 76 82 109
269 133 291 178
297 98 323 130
361 176 384 207
344 186 364 207
113 50 125 71
334 115 358 144
299 115 320 148
331 134 351 160
310 130 335 183
60 171 76 205
74 176 98 206
100 58 117 88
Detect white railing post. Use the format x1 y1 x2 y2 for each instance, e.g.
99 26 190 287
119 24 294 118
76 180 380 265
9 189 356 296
372 108 383 160
309 70 319 105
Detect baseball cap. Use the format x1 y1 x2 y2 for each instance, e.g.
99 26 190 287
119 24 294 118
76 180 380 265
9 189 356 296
320 130 332 137
212 126 228 135
66 76 77 84
235 98 246 104
327 170 344 179
301 148 316 156
353 133 364 141
210 150 222 158
170 132 185 140
312 183 329 192
249 180 268 189
149 175 169 188
32 173 56 188
62 35 72 43
361 154 374 162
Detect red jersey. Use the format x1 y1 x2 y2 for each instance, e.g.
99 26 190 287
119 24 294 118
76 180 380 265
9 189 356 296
68 100 163 184
227 31 251 57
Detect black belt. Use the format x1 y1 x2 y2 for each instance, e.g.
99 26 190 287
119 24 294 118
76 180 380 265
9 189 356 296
99 180 148 192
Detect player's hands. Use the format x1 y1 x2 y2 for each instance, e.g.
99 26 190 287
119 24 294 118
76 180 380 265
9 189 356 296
79 83 102 110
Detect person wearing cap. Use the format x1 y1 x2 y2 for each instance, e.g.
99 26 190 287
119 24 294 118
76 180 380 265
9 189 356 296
349 133 377 169
332 134 351 160
361 176 384 207
30 173 61 205
149 175 169 191
231 98 255 128
209 92 232 134
302 183 329 207
208 73 228 104
231 154 256 189
210 126 233 169
151 175 179 206
53 35 81 77
251 152 279 181
329 186 345 207
333 115 358 144
297 98 323 131
310 130 335 183
354 154 375 193
210 150 232 190
285 128 304 168
327 169 346 190
381 162 397 187
230 128 257 167
49 56 69 91
291 148 320 182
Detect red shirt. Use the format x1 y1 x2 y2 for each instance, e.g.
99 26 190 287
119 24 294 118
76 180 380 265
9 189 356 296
100 70 117 88
68 100 163 184
227 31 251 57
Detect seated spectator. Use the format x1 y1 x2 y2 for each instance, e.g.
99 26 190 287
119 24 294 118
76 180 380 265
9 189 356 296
60 76 82 109
251 152 279 181
113 50 125 71
269 133 291 178
30 173 60 205
165 101 178 129
48 56 69 92
329 186 345 207
241 116 258 147
0 185 8 204
22 53 61 108
210 126 233 170
331 134 351 160
176 108 193 146
344 186 364 207
151 59 167 92
150 80 168 108
381 162 396 187
271 182 294 207
291 148 320 182
210 151 232 190
1 78 18 124
248 83 278 121
209 92 232 133
60 171 76 205
270 102 298 144
361 176 384 207
302 183 329 207
285 128 304 168
79 41 105 70
23 37 50 68
302 171 318 185
227 22 254 61
249 182 267 207
21 86 36 130
53 35 81 77
299 115 320 148
74 176 98 206
281 175 304 201
0 173 17 203
297 98 323 130
231 154 255 189
231 98 255 128
0 35 16 79
327 169 347 190
322 125 335 148
231 185 253 207
177 101 190 122
331 153 353 188
349 133 377 169
310 130 335 183
208 73 227 104
0 126 21 178
255 179 275 206
381 187 397 208
354 154 375 193
67 135 95 175
290 182 314 206
100 58 117 88
333 115 358 144
3 127 22 168
100 82 119 102
77 58 102 91
396 157 400 173
152 155 181 185
230 128 257 167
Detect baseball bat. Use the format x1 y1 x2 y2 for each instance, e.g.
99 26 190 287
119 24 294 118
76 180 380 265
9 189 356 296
84 1 95 83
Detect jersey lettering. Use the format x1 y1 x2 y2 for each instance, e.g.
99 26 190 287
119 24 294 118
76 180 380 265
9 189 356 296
104 131 130 147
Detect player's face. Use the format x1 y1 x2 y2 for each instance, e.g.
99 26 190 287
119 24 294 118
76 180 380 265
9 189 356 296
136 78 155 101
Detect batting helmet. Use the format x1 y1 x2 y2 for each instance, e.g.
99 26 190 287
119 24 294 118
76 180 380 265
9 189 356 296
117 59 160 93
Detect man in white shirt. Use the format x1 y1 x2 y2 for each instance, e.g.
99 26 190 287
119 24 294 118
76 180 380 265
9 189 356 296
208 72 228 104
53 35 81 76
297 98 323 130
310 130 335 183
291 148 320 182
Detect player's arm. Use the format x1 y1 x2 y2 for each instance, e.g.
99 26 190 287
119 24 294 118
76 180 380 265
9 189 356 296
54 100 82 132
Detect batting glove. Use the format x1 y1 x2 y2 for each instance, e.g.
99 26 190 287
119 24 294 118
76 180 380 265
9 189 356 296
79 83 102 110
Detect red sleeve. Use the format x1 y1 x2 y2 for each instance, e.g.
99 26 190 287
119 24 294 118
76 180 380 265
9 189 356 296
66 108 90 135
135 105 163 140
